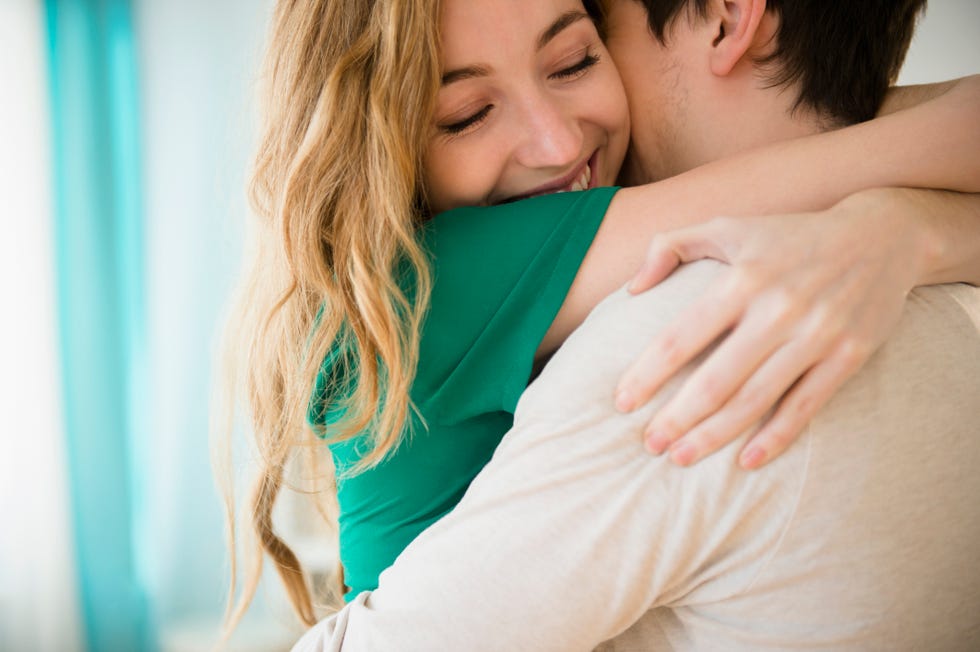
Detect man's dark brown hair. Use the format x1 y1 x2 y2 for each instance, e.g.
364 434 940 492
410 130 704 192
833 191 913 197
635 0 927 125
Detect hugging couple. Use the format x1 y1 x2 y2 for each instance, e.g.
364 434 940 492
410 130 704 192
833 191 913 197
218 0 980 649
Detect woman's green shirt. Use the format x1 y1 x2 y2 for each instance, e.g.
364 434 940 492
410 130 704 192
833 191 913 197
310 187 619 600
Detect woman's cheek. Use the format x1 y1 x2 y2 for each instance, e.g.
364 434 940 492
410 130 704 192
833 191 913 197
590 68 631 180
424 145 491 212
423 147 457 213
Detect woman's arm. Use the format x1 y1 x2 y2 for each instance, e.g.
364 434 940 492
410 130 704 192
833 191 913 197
616 189 980 469
878 79 960 116
540 75 980 355
898 189 980 286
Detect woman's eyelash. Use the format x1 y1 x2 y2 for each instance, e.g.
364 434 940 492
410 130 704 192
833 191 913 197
551 51 601 80
437 51 599 137
440 104 493 135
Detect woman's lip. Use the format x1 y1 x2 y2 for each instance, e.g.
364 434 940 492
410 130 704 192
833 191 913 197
499 150 599 204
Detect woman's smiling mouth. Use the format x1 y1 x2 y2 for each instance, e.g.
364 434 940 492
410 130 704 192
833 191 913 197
500 150 598 203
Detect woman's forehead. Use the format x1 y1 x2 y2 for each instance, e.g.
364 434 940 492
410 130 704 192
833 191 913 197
438 0 591 67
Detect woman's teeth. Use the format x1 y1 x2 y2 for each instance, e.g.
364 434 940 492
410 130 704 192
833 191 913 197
568 164 591 192
527 163 593 199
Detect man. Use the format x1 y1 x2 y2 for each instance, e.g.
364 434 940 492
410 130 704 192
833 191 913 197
598 0 980 468
294 0 980 649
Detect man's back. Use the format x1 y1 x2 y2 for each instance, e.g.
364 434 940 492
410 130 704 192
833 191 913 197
290 262 980 651
571 265 980 650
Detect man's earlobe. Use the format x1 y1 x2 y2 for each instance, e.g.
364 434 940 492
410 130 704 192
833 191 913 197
709 0 767 77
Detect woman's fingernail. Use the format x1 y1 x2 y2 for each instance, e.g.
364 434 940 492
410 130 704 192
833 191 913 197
670 442 696 466
615 388 635 412
645 430 670 455
740 446 766 469
628 263 653 293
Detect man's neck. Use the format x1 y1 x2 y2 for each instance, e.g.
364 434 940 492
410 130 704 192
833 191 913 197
626 90 832 185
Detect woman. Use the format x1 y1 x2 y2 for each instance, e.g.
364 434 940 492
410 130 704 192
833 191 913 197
216 0 979 638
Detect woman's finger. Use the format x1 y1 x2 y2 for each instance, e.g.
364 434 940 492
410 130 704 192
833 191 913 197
641 294 804 455
615 281 742 414
738 341 871 469
660 333 825 465
628 219 733 294
628 238 682 294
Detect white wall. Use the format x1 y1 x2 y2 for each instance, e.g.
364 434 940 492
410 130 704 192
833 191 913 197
134 0 302 649
899 0 980 84
0 1 83 651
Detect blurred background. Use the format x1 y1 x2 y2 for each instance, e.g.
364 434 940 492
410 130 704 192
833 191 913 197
1 1 977 651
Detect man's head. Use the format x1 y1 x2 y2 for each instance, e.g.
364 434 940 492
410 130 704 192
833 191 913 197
604 0 927 182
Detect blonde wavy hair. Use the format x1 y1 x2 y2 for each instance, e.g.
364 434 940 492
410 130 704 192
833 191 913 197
213 0 442 640
214 0 613 642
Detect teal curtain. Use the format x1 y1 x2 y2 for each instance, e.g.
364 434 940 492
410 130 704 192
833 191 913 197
45 1 152 650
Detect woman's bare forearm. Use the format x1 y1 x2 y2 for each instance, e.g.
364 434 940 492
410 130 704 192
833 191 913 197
540 74 980 353
878 75 978 116
847 188 980 287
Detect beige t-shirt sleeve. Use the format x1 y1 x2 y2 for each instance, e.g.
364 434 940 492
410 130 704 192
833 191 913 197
291 262 809 652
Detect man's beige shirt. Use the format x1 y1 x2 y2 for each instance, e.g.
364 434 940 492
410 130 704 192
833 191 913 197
294 261 980 651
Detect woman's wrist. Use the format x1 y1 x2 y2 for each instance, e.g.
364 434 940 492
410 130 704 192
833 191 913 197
835 187 943 289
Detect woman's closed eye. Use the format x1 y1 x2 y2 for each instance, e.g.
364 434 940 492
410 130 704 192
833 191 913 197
439 104 493 137
550 49 600 81
437 49 601 138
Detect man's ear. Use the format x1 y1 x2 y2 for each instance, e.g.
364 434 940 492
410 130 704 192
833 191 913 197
707 0 767 77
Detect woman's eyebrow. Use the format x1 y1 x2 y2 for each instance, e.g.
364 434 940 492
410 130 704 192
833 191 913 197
537 10 589 51
441 10 589 87
442 64 491 86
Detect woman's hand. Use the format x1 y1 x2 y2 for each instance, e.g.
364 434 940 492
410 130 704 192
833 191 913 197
613 190 937 469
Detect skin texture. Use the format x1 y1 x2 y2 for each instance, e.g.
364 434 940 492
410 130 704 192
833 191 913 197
424 0 629 212
604 0 820 184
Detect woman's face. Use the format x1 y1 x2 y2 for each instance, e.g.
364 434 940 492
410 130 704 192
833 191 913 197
424 0 630 213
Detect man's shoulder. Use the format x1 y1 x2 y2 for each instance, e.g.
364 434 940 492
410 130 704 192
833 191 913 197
516 260 726 423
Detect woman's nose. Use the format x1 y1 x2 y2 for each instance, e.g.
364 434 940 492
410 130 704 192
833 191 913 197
514 96 583 170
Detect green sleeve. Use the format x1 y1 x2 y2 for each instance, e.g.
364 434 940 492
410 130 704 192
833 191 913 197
415 186 619 423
